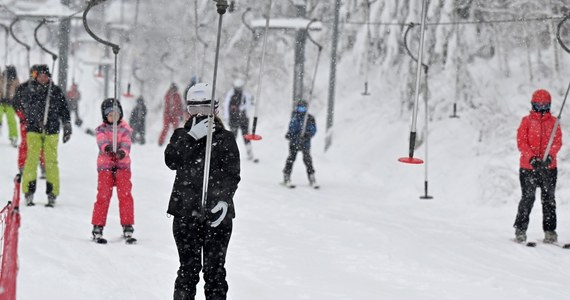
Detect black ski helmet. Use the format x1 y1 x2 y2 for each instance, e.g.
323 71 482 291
100 98 124 124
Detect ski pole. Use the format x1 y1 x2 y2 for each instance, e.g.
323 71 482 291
300 19 322 136
398 0 428 165
200 0 229 222
34 19 58 133
84 0 121 151
542 14 570 162
244 0 273 141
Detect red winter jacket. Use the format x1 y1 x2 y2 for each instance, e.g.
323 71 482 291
163 89 183 122
96 120 133 171
517 111 562 170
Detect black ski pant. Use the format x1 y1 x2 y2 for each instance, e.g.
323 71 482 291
229 115 250 145
283 142 314 177
514 168 557 232
173 216 232 300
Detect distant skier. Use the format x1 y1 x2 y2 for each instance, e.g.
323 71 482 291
91 98 136 244
282 100 317 187
0 65 20 147
66 82 83 127
130 96 147 145
223 78 256 161
165 83 240 300
514 89 562 244
158 83 183 146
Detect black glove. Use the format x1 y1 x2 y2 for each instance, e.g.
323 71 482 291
62 122 72 143
104 145 113 153
544 155 553 168
116 149 126 160
285 132 291 140
529 156 544 170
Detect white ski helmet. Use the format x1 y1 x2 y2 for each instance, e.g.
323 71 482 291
185 82 219 115
233 78 245 90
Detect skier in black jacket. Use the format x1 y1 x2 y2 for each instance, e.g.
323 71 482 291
129 96 147 144
19 65 72 207
165 82 240 300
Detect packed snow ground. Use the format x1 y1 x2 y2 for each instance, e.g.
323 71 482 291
2 29 570 300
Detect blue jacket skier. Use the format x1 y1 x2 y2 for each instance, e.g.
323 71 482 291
283 100 317 187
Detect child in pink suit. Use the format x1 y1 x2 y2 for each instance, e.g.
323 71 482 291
91 98 135 242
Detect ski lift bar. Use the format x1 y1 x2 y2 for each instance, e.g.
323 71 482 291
83 0 121 152
398 0 429 165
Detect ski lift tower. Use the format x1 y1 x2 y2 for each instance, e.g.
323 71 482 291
250 3 322 103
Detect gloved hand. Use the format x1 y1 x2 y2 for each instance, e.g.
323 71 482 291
62 122 72 143
529 156 544 170
187 117 213 140
104 145 113 153
117 149 126 160
544 155 553 168
285 132 291 140
210 201 228 228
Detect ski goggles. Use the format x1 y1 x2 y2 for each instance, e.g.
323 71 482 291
103 107 120 117
295 105 307 113
532 102 550 112
187 100 219 116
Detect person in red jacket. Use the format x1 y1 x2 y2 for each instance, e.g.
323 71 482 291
91 98 135 243
514 89 562 244
158 83 183 146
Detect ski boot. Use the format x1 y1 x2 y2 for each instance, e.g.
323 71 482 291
283 172 293 187
45 194 56 207
515 229 526 243
245 143 259 163
544 230 558 244
308 173 319 189
92 225 107 244
25 193 35 207
123 225 137 244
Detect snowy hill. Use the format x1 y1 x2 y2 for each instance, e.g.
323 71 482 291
2 1 570 299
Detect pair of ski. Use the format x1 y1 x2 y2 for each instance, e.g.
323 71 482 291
281 182 320 189
94 235 137 245
514 239 570 248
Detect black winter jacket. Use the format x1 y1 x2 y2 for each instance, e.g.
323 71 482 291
165 117 240 219
14 80 70 134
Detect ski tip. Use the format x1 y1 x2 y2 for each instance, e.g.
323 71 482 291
94 238 108 244
563 244 570 249
398 157 424 164
125 238 137 245
280 182 296 188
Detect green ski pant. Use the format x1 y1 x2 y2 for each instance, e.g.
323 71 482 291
0 104 18 140
22 132 60 196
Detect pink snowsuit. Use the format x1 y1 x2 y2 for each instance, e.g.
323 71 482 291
91 120 135 227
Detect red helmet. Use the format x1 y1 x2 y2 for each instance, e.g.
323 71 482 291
531 89 551 104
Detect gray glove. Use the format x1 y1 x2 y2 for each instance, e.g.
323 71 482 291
187 117 214 140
